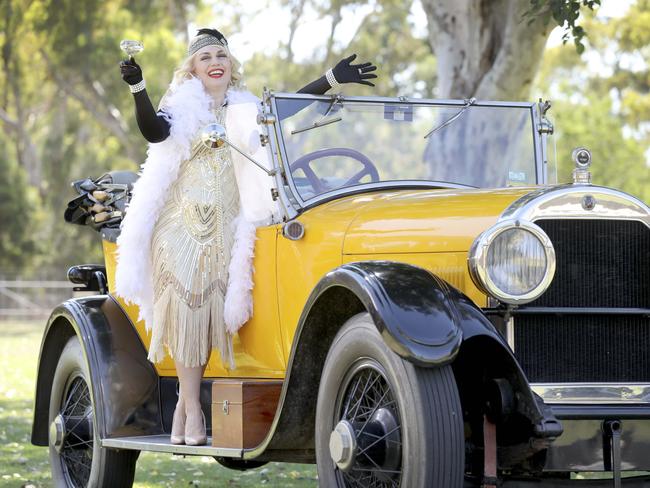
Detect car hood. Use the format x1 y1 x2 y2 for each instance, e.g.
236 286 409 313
342 187 535 255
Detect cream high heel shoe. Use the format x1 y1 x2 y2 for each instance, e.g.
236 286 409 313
185 410 207 446
170 406 186 445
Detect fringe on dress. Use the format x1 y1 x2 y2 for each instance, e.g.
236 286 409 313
148 106 239 368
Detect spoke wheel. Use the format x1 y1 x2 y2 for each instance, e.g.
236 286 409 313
333 360 402 487
49 336 138 487
316 313 465 488
54 376 94 487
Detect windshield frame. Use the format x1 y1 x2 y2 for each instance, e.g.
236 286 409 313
265 91 545 215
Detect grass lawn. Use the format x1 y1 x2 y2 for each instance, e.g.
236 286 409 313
0 320 318 487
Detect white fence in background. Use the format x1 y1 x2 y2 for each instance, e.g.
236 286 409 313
0 279 74 319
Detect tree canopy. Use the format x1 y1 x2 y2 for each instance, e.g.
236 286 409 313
533 0 650 201
0 0 647 275
0 0 196 274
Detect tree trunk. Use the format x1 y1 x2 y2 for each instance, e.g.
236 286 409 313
322 6 343 70
286 0 307 63
1 3 43 189
421 0 552 100
169 0 189 45
8 67 42 189
0 105 42 189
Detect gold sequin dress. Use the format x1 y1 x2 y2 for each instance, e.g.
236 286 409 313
149 106 239 368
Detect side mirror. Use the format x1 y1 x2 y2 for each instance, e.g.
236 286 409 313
201 123 228 149
201 123 276 176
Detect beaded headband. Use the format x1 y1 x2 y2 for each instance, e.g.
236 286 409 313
188 31 228 57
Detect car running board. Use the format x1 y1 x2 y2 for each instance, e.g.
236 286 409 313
102 435 243 457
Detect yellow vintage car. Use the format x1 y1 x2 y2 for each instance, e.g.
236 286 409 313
31 91 650 487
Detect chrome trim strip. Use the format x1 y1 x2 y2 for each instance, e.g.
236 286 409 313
532 383 650 405
300 181 476 210
102 435 243 457
512 307 650 316
533 102 553 185
272 92 536 109
269 94 306 211
506 317 515 351
501 185 650 228
265 94 299 219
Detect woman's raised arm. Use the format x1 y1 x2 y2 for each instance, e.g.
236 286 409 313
297 54 377 94
120 57 171 143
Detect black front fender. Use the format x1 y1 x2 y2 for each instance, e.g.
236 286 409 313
321 261 464 366
31 295 161 446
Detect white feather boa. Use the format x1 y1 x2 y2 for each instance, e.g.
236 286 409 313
115 77 278 336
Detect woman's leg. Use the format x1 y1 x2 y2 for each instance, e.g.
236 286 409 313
170 360 186 444
170 403 185 443
175 361 208 445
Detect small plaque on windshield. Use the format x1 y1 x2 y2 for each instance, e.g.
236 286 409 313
384 104 413 122
508 170 527 183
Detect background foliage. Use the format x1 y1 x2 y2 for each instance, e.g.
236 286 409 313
534 0 650 188
0 0 648 276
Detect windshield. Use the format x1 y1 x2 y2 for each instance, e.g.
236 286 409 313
275 96 538 202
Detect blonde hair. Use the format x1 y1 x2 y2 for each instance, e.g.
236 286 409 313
158 45 243 110
171 45 243 88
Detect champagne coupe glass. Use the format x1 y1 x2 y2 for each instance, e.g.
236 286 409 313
120 40 144 59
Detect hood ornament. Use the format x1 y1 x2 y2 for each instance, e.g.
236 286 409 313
572 147 592 185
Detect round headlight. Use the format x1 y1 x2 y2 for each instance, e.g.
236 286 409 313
468 220 556 304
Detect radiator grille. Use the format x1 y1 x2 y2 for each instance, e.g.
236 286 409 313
514 315 650 383
514 219 650 383
530 219 650 308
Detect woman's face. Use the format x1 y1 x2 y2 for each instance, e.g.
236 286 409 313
192 45 232 92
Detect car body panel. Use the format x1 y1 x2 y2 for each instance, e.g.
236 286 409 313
276 193 381 355
342 252 484 305
103 226 287 378
276 188 538 357
343 188 533 254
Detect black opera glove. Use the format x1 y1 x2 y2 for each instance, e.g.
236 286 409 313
119 57 143 86
331 54 378 87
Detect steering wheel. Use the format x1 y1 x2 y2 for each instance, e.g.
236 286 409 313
290 148 379 194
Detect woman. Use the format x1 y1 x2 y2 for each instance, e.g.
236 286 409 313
116 28 377 446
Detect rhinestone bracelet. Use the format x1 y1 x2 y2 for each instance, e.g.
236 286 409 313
325 69 341 91
129 79 146 94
